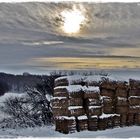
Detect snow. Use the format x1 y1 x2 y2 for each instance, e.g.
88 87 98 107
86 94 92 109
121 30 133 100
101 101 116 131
54 85 83 93
99 113 120 119
117 97 127 101
55 75 105 85
52 97 67 100
55 75 83 84
83 86 100 93
88 106 102 109
129 96 140 99
54 85 100 94
129 106 140 109
85 75 105 83
77 115 88 120
54 86 67 90
68 106 83 110
66 75 85 85
0 125 140 138
46 94 52 102
100 96 111 100
91 115 98 118
55 116 75 120
55 75 130 86
0 92 25 103
89 99 97 102
66 85 83 93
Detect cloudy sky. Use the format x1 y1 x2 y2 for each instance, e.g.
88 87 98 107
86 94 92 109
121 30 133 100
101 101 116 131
0 0 140 2
0 2 140 74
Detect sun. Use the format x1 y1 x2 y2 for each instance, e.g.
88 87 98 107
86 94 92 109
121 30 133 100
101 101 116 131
61 8 85 34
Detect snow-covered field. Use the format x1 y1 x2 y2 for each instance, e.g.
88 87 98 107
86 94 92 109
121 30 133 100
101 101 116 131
0 125 140 138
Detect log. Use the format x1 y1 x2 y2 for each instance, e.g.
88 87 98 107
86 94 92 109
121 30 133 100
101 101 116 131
68 106 85 117
129 106 140 113
55 116 77 134
85 98 101 106
101 79 117 90
107 116 114 128
87 106 102 116
101 88 115 98
69 98 83 106
129 96 140 106
129 89 140 96
103 106 115 114
120 114 127 126
116 81 128 89
54 92 69 97
116 88 128 97
51 98 68 108
55 78 69 87
52 107 69 117
98 118 108 130
88 116 98 131
102 97 114 106
84 91 100 99
129 79 140 89
112 115 120 127
134 114 140 125
69 91 84 98
77 115 88 131
127 114 134 126
115 105 128 114
54 87 68 94
116 97 128 106
55 119 62 132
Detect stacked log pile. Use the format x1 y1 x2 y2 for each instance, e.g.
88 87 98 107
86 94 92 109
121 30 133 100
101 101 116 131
129 79 140 126
52 75 140 134
52 85 85 134
115 81 128 126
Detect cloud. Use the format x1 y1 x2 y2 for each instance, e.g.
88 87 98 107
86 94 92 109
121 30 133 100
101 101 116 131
28 56 140 70
0 0 140 3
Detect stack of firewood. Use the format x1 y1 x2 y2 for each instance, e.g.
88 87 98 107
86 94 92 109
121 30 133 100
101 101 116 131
129 79 140 126
52 76 140 134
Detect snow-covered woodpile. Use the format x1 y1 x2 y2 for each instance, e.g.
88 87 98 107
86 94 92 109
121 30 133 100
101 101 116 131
52 75 140 134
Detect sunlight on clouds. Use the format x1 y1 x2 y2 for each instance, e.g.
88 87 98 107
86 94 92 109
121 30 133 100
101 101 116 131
111 48 140 57
29 57 140 70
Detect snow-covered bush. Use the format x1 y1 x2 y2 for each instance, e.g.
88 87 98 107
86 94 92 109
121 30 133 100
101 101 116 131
0 76 54 129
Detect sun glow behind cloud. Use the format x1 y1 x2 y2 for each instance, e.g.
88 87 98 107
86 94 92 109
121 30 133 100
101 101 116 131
61 7 85 34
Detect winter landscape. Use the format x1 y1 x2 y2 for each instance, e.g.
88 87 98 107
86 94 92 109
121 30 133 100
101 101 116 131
0 0 140 138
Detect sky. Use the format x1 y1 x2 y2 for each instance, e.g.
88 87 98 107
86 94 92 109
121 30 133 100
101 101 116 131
0 0 140 2
0 2 140 74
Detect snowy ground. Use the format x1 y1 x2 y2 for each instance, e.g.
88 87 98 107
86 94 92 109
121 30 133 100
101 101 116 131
0 125 140 138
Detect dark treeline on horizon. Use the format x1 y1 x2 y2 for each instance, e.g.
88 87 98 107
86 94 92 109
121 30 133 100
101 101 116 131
0 72 51 94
